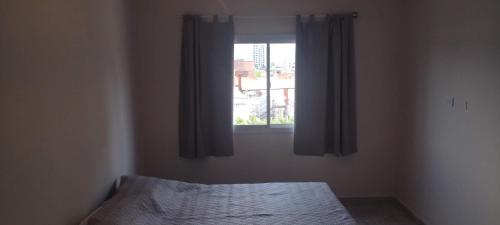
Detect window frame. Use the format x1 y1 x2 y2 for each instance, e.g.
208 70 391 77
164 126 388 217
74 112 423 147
233 34 296 134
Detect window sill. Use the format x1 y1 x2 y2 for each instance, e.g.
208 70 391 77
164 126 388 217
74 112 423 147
233 125 294 134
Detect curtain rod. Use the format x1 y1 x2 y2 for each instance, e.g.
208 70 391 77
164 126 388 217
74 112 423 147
200 12 358 19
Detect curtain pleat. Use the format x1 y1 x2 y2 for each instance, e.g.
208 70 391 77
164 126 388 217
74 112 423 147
179 15 234 158
294 14 357 156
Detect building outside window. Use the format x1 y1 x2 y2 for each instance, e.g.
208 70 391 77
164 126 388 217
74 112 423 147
233 39 295 129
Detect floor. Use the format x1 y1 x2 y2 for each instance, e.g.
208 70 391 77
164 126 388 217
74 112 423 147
341 198 425 225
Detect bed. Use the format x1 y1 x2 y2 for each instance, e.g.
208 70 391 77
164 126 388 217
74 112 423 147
82 176 356 225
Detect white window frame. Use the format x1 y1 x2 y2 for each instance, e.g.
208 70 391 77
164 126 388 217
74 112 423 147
233 34 296 134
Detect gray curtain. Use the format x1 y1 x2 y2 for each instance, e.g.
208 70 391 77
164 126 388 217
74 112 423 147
294 14 357 156
179 15 234 158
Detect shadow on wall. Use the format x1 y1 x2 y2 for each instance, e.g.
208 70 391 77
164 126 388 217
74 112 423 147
0 1 136 225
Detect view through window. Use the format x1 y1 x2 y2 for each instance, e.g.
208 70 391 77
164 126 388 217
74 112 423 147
233 43 295 126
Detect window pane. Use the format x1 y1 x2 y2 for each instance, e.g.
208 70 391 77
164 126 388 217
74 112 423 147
270 43 295 125
233 44 267 125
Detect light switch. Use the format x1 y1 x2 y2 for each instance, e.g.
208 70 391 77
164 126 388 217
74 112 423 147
445 97 455 108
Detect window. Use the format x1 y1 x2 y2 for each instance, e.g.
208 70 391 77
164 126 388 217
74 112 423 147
233 37 295 130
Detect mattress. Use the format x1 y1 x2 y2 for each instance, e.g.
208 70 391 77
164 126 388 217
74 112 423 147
84 176 356 225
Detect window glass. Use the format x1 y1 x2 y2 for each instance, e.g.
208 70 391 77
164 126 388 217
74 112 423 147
233 44 267 125
233 42 295 127
270 43 295 125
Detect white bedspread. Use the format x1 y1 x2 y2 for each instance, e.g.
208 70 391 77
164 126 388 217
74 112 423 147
85 176 356 225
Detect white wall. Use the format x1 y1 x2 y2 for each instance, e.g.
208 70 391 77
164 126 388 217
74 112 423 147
0 1 135 225
398 0 500 224
130 0 405 197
